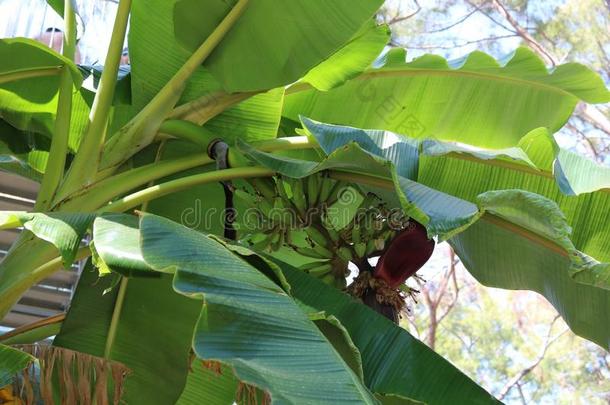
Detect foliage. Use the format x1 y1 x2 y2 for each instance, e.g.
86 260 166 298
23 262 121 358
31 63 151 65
0 0 609 403
407 247 610 403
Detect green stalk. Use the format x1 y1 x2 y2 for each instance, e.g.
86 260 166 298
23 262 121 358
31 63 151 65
102 166 274 213
34 0 77 210
104 276 128 359
56 154 214 211
62 0 77 61
158 120 217 148
98 0 251 175
55 135 315 211
0 67 62 84
58 0 132 197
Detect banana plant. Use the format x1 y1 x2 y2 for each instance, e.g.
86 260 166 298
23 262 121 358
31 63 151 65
0 0 609 403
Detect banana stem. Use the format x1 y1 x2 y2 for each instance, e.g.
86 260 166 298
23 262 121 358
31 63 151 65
34 0 77 210
34 67 73 211
158 120 216 148
56 135 315 212
98 0 251 174
58 0 132 196
101 166 274 213
62 0 77 61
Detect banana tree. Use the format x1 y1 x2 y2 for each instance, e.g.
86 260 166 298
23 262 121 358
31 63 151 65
1 0 609 403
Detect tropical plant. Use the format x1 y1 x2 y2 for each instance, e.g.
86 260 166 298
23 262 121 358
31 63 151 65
0 0 609 403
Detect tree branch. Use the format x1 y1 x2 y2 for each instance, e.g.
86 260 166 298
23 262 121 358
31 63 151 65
565 121 601 162
386 0 421 25
489 0 556 66
425 3 485 34
395 34 519 50
498 315 569 400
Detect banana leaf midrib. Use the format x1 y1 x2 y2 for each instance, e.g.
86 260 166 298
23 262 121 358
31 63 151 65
286 68 579 99
0 65 64 84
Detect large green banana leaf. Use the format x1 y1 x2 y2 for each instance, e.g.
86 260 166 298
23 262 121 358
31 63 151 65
0 212 94 265
78 213 378 403
176 363 239 405
300 21 390 91
0 38 91 150
53 216 202 405
85 212 495 403
276 262 499 405
129 0 383 108
237 119 610 350
283 47 610 148
139 213 377 404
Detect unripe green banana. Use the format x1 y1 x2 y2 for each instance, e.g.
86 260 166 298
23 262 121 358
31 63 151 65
337 247 354 262
285 228 293 245
351 225 362 245
306 263 333 276
326 181 348 206
354 242 367 258
250 233 273 251
305 226 329 248
293 246 333 260
258 198 274 221
234 189 259 208
374 238 385 251
366 239 377 256
277 177 292 201
290 178 307 218
248 232 268 245
250 178 277 200
312 243 334 259
318 175 335 204
307 174 320 207
299 260 331 271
